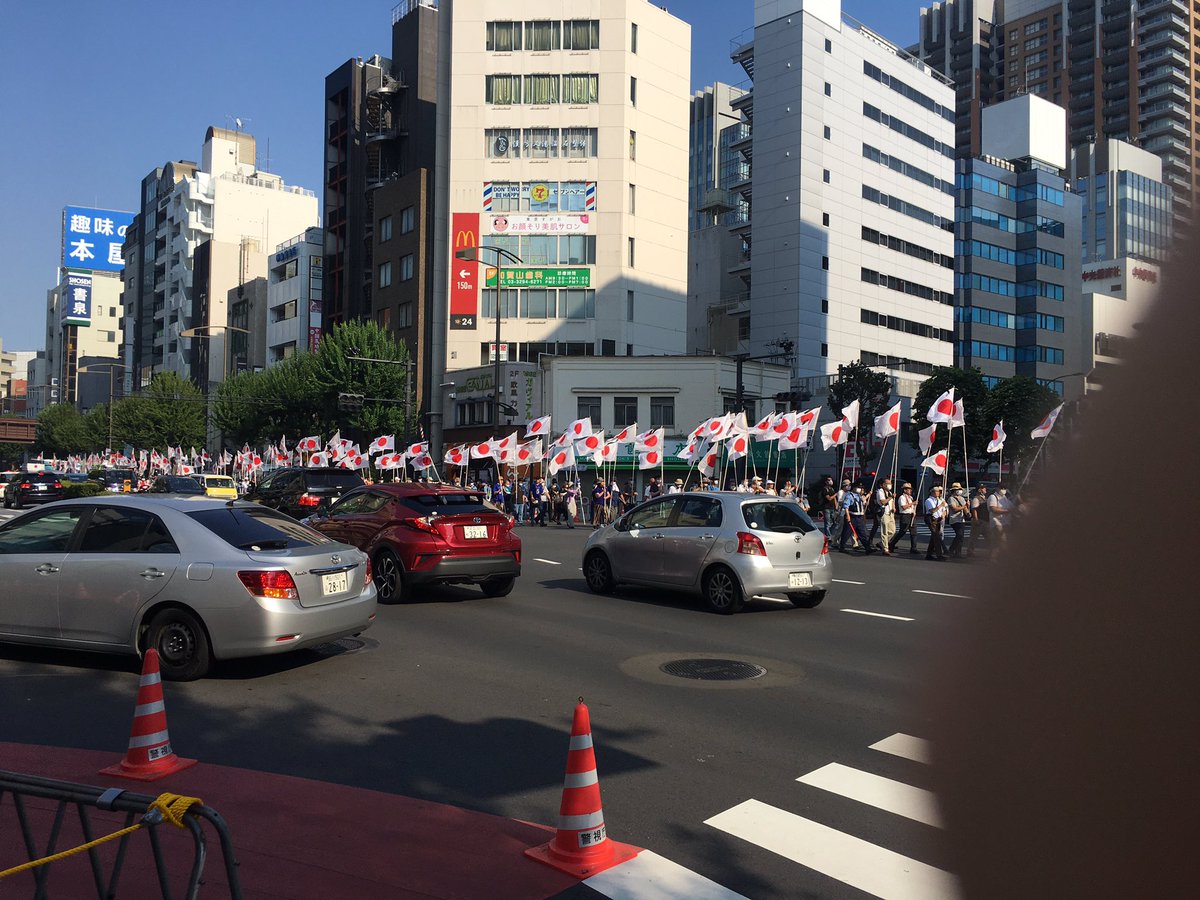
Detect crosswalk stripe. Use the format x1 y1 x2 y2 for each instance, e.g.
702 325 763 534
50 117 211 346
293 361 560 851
705 799 960 900
869 733 933 765
797 762 943 828
584 849 748 899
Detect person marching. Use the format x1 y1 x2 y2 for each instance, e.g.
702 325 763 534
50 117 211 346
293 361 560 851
820 475 839 542
946 482 969 557
890 482 919 554
924 484 948 561
966 484 990 556
866 477 896 556
591 479 608 528
838 483 868 553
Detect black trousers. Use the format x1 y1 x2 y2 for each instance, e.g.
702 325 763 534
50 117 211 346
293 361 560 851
891 514 917 552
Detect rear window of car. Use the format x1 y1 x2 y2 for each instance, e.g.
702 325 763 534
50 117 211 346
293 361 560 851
26 474 62 484
741 501 816 534
401 493 495 515
204 476 235 487
187 506 334 550
304 471 364 490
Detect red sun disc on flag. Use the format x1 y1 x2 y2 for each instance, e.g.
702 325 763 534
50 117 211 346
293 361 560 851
518 448 530 461
708 421 720 432
573 423 584 435
585 437 599 450
936 453 947 466
937 399 954 416
734 438 746 452
832 427 843 442
555 452 567 465
800 412 815 425
479 443 490 454
788 429 801 442
889 412 899 430
773 420 789 434
648 452 660 464
530 421 542 433
646 435 659 448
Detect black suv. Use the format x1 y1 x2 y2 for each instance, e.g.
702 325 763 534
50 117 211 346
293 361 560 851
147 475 206 495
4 473 65 509
243 467 365 519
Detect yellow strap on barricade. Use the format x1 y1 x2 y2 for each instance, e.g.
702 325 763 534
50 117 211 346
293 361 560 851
0 792 203 880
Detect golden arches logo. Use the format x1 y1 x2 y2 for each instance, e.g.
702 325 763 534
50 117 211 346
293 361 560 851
454 229 476 248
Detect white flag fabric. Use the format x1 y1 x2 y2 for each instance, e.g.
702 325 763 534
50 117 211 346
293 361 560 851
987 421 1007 453
696 446 720 478
702 413 735 441
798 407 822 430
873 402 902 439
495 433 518 454
637 449 663 469
840 399 861 431
593 441 619 466
921 450 948 474
676 437 704 461
515 439 544 465
471 440 500 460
409 451 434 470
547 444 575 476
919 423 938 456
377 453 403 470
751 412 778 438
565 417 593 440
819 421 848 451
949 399 966 429
369 435 395 454
927 389 956 423
551 431 573 449
634 428 664 452
1031 403 1065 439
525 415 552 438
576 430 606 455
728 411 750 437
298 436 321 453
444 445 468 466
725 432 751 461
779 422 810 451
611 422 637 444
307 451 329 467
406 441 429 458
340 450 368 470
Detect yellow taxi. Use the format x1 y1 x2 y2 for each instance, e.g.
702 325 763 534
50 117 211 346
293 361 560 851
193 474 239 500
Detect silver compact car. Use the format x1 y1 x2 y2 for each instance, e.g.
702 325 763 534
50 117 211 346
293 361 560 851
0 496 377 680
582 492 831 614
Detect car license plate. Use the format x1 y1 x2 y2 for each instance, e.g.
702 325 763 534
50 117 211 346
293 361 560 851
321 572 349 595
788 572 812 589
463 525 487 539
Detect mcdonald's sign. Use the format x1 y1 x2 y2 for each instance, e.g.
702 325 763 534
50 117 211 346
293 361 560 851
450 212 480 330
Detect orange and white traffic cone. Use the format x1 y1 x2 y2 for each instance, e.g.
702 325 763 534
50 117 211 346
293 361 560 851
525 699 641 878
100 649 197 781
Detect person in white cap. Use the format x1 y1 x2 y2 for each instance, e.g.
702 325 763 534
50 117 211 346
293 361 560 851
764 479 777 496
668 478 684 494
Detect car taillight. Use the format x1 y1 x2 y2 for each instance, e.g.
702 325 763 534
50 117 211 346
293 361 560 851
20 483 30 489
364 557 373 585
237 570 299 600
406 516 441 535
53 482 62 489
736 531 767 556
297 493 322 507
821 536 829 556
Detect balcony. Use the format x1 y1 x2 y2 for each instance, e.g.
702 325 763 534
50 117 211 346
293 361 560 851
1140 135 1190 156
1140 116 1189 139
1100 13 1130 36
365 125 407 143
1139 99 1190 122
368 73 407 96
1138 64 1187 90
187 210 213 234
1102 82 1129 102
1069 55 1096 77
730 28 754 80
1139 28 1188 52
1138 46 1188 70
1139 82 1188 105
1138 0 1188 17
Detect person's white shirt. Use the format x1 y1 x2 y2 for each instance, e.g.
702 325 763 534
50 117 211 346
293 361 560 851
897 491 914 514
736 481 751 493
875 486 892 513
667 484 681 494
925 494 946 519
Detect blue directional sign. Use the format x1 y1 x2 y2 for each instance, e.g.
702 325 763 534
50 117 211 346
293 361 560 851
62 206 135 273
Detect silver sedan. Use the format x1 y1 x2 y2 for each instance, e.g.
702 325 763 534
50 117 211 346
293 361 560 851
582 491 831 613
0 496 377 679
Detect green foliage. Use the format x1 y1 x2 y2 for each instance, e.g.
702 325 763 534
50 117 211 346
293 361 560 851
826 362 893 468
62 481 106 499
109 372 206 452
36 404 92 456
981 376 1060 472
910 367 991 464
0 443 29 467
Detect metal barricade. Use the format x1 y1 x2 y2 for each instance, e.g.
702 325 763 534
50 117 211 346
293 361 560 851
0 770 242 899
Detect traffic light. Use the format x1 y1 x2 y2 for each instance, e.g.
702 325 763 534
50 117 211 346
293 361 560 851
774 389 812 405
338 393 364 412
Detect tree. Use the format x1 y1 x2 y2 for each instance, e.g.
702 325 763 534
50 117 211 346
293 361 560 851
313 321 416 445
109 372 206 451
981 376 1060 480
0 443 30 467
36 404 91 456
910 367 990 467
826 362 892 470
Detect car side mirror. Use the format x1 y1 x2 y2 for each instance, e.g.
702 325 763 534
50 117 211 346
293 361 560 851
613 515 627 532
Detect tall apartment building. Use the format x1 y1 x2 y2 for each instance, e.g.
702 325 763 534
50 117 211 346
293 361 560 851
122 127 318 391
266 228 325 364
917 0 1199 225
734 0 956 381
323 0 439 415
438 1 691 391
687 83 751 354
954 95 1083 397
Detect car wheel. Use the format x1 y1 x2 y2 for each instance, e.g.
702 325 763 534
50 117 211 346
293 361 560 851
480 576 516 598
145 607 211 681
583 551 615 594
702 567 744 615
788 590 826 608
373 549 408 603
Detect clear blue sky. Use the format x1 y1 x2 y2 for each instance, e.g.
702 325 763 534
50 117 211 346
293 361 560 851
0 0 916 352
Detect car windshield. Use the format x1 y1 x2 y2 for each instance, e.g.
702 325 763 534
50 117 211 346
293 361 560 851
160 478 204 493
741 501 816 534
204 476 235 488
402 493 495 516
187 506 334 550
305 471 364 490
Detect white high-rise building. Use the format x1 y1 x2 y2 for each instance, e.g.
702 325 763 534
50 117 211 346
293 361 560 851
735 0 956 380
437 1 691 388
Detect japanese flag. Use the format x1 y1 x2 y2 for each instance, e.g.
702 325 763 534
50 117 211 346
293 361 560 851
495 433 518 453
612 422 638 444
798 406 822 430
696 447 720 478
637 450 662 469
410 453 434 471
471 440 499 460
703 413 735 441
444 445 467 466
326 430 342 452
676 437 703 461
376 454 396 469
770 412 795 439
819 421 848 451
987 421 1007 454
840 399 861 431
751 412 778 438
308 452 329 467
921 451 948 474
516 439 543 464
548 444 576 476
919 423 938 456
593 440 619 466
551 431 573 449
566 417 593 440
407 441 429 458
726 432 751 461
1031 403 1064 439
635 428 664 452
370 435 395 454
577 430 606 454
779 424 810 451
728 411 750 437
525 415 551 438
926 389 956 424
949 399 966 429
873 402 902 439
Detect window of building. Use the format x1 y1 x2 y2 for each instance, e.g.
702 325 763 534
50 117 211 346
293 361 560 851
563 19 600 50
379 215 392 242
559 289 595 319
614 396 637 427
629 183 636 214
560 234 597 264
378 261 392 288
823 169 831 183
485 128 521 158
821 343 828 357
601 339 616 357
524 74 559 104
521 288 553 318
629 130 636 160
823 212 830 226
1024 19 1046 35
524 19 561 51
578 396 601 423
1024 35 1048 51
824 125 831 139
631 22 638 53
525 126 558 158
561 73 599 104
650 396 675 429
825 38 832 53
630 76 637 107
400 253 414 281
273 300 298 322
627 290 635 321
487 21 522 51
561 126 598 156
401 206 415 234
821 299 829 313
628 237 636 268
1009 29 1018 40
824 82 832 97
738 317 751 341
396 302 413 328
485 75 521 104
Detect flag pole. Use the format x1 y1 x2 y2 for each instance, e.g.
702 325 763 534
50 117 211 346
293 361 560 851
1017 433 1051 497
960 424 971 499
942 422 954 490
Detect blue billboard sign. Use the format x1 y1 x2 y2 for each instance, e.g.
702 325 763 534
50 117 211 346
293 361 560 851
62 272 92 327
62 206 136 273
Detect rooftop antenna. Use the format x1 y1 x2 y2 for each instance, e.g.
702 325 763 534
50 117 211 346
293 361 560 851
225 114 251 135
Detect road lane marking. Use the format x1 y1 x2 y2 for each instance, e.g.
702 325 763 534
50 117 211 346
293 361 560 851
870 733 932 765
584 849 748 899
912 590 973 599
833 579 865 585
841 609 914 622
798 763 943 828
532 558 562 565
705 799 959 900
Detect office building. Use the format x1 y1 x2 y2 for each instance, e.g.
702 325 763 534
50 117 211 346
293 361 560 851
122 127 318 391
1070 138 1173 263
954 94 1083 397
734 0 956 382
266 228 325 364
1080 256 1161 391
44 270 126 410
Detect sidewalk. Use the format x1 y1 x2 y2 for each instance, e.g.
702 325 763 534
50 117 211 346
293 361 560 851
0 741 581 899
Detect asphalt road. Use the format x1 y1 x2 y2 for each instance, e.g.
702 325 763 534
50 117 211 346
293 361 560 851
0 517 986 899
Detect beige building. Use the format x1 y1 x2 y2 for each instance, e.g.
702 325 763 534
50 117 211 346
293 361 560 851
438 1 691 383
43 271 125 410
1081 256 1161 391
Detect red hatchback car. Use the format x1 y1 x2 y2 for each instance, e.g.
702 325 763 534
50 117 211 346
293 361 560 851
305 483 521 603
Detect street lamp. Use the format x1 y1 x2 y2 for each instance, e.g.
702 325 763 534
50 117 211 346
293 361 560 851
77 362 127 451
455 245 523 429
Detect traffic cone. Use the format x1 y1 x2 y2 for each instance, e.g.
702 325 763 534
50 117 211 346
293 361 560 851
100 649 197 781
525 699 641 877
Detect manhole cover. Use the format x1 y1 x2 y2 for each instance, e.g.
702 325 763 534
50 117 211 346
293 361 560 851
659 658 766 681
